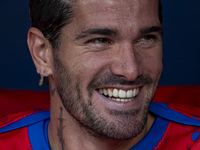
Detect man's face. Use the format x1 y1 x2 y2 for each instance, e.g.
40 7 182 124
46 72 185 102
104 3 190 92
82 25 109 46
53 0 162 140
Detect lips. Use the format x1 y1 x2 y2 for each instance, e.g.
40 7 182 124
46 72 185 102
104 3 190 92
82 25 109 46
98 88 139 102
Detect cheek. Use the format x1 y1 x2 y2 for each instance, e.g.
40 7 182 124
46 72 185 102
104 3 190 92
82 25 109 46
82 56 103 70
69 53 110 99
77 51 110 74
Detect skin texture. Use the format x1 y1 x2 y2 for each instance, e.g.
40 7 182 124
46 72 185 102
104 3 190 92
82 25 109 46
28 0 162 149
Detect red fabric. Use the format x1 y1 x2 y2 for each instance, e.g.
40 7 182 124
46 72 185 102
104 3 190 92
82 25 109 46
0 111 36 128
153 85 200 105
0 88 50 118
154 122 200 150
0 127 33 150
153 85 200 119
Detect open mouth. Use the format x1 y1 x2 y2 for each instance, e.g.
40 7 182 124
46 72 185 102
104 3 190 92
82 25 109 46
98 88 139 102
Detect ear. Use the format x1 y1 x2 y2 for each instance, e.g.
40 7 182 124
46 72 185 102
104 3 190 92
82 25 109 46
27 27 54 77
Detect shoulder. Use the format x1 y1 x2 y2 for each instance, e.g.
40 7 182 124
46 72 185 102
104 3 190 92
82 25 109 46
151 85 200 125
150 102 200 126
0 88 50 149
149 86 200 149
150 101 200 149
0 110 50 150
0 110 50 133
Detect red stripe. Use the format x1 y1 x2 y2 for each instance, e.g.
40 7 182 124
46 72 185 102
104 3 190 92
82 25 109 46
0 126 33 150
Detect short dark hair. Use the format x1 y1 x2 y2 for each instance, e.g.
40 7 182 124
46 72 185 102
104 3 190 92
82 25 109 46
29 0 75 49
29 0 162 49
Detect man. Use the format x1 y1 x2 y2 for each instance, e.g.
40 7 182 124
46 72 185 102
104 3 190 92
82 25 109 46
0 0 200 149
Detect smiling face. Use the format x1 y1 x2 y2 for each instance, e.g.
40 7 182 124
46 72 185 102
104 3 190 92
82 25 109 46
52 0 162 140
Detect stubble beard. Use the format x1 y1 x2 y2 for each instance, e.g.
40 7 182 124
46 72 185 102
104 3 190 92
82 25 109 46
54 57 157 141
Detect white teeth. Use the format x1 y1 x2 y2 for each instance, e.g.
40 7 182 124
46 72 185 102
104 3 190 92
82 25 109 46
112 98 133 102
108 89 113 97
98 88 139 102
119 90 126 98
127 90 133 98
113 89 119 97
133 88 139 97
103 89 108 96
133 89 137 97
116 98 121 102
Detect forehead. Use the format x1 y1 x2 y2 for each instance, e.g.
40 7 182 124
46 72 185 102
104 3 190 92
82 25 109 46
75 0 159 18
72 0 160 29
76 0 158 13
62 0 160 39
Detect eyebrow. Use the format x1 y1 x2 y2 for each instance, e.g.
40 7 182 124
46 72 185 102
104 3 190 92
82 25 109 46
139 26 163 37
75 26 163 41
75 28 118 40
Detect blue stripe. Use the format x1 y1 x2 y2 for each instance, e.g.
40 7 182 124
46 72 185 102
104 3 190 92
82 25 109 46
0 111 50 133
150 102 200 126
28 118 50 150
130 117 169 150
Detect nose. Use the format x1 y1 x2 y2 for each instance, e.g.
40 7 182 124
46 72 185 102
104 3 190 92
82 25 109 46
110 43 140 81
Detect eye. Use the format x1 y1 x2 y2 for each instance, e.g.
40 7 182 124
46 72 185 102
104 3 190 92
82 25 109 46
136 34 158 49
141 34 156 41
85 38 112 51
87 38 111 45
